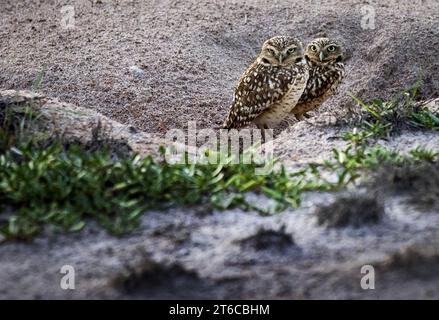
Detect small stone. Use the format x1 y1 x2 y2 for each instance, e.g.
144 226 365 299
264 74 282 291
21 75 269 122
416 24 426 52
129 65 145 77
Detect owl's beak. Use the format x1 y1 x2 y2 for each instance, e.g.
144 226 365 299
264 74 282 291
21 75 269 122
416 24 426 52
278 54 284 65
319 51 325 62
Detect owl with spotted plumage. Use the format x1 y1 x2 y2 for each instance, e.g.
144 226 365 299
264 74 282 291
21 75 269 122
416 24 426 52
291 38 345 120
222 36 309 130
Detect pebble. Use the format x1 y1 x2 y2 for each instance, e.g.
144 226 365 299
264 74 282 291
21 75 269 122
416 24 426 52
129 65 145 77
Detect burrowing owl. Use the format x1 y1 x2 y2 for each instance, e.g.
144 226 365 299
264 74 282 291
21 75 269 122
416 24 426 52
291 38 345 120
222 36 308 130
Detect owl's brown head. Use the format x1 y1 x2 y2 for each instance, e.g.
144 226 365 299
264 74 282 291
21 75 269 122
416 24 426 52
305 38 343 65
258 36 305 67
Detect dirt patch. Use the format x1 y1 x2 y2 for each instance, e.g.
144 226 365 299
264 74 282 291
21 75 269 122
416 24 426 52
315 192 385 228
236 227 296 252
114 261 216 299
378 245 439 279
374 162 439 211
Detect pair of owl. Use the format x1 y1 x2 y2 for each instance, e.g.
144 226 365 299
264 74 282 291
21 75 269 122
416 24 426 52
222 36 345 130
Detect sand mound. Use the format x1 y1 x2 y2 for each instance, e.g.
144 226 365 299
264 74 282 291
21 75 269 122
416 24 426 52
1 0 438 136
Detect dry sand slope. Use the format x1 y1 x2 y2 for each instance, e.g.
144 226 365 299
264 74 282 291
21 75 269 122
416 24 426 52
1 0 439 300
0 0 438 135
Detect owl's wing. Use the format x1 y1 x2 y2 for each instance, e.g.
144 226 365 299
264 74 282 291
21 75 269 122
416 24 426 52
296 62 345 106
291 63 344 119
222 62 303 129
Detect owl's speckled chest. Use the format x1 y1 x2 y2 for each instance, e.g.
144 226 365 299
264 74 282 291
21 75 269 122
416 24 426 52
275 68 309 111
254 64 309 128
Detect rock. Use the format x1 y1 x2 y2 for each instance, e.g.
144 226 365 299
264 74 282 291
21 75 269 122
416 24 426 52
129 65 146 77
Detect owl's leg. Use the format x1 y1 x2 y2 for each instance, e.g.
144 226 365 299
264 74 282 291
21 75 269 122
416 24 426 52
255 124 269 143
295 111 313 121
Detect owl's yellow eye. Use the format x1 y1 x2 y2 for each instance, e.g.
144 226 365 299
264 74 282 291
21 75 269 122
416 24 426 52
287 47 296 54
327 45 336 52
309 45 318 52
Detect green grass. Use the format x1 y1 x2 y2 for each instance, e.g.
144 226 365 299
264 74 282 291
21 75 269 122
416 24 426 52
1 79 438 240
347 79 439 142
0 143 304 239
0 137 436 240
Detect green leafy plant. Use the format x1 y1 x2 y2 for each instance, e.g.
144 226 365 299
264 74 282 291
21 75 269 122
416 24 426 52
347 79 439 141
409 146 439 163
1 137 437 240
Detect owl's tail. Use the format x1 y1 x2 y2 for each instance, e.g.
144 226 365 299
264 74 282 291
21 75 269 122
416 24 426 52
221 109 237 130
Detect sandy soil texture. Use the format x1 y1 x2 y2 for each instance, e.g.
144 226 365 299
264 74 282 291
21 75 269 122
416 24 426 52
1 0 438 135
1 0 439 300
2 190 439 300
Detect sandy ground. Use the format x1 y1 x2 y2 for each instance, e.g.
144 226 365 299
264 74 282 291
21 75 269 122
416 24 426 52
2 191 439 299
0 0 438 136
1 0 439 300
